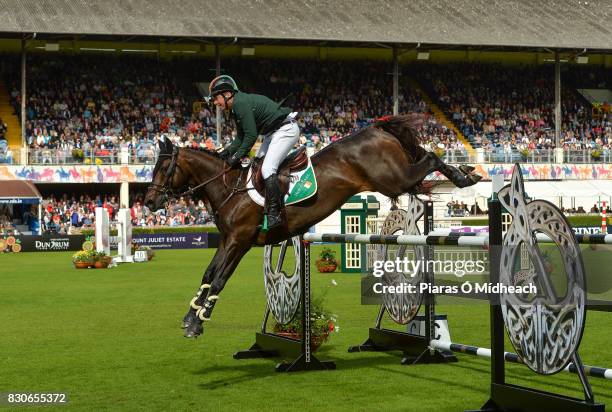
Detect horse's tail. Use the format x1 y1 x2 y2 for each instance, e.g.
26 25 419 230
373 114 425 160
374 114 439 196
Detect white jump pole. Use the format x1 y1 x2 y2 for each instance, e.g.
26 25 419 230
303 232 612 246
430 340 612 380
95 207 110 255
95 207 133 263
114 208 133 263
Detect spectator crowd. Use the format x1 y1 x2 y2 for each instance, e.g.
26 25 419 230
0 54 609 236
4 55 475 162
412 62 611 153
0 117 11 163
38 193 212 234
0 54 608 165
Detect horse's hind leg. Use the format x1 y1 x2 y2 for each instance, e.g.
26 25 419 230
389 152 480 194
428 152 482 188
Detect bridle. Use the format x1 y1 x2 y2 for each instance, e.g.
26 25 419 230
147 146 248 215
147 146 182 203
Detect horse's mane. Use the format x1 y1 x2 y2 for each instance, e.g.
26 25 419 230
153 145 223 177
184 146 224 159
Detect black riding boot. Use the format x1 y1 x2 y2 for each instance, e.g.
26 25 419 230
264 173 284 229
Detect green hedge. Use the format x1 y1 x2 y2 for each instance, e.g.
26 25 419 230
462 219 488 226
81 225 219 236
567 215 609 227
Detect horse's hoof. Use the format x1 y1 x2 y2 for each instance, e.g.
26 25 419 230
184 330 200 338
182 310 199 329
469 173 483 183
459 165 475 174
184 322 203 338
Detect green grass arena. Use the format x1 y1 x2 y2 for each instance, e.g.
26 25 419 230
2 247 611 411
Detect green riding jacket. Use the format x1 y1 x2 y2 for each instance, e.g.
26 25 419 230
225 91 292 158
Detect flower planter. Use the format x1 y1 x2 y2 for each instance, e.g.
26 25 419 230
73 250 100 268
275 331 300 341
316 260 337 273
94 260 109 269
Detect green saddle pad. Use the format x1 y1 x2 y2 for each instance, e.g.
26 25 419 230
285 160 317 206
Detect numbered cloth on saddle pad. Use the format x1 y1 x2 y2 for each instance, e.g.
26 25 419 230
246 148 318 206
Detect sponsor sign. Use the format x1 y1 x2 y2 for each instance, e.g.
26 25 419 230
573 226 610 235
18 235 86 252
130 233 210 249
14 232 220 252
444 226 608 235
0 198 40 204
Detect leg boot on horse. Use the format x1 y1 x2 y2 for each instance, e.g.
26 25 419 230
181 235 252 338
181 283 209 337
180 238 228 336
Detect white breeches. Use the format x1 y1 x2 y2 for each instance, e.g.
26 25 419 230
256 113 300 179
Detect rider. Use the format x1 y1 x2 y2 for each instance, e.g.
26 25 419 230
209 75 299 230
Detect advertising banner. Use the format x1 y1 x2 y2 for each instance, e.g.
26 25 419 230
572 226 610 235
131 233 210 249
13 235 86 252
3 232 221 252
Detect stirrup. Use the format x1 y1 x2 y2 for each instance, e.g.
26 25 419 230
259 215 270 232
258 214 284 232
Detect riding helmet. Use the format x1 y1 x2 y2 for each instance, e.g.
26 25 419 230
209 75 238 98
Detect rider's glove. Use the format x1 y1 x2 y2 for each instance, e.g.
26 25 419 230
226 154 242 168
219 150 231 160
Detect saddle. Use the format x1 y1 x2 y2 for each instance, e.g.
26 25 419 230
250 147 309 197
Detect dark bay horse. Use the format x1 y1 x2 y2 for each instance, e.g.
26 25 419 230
144 115 481 338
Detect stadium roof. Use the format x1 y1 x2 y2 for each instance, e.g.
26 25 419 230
0 0 610 51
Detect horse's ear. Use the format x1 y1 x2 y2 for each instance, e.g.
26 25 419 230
158 135 173 154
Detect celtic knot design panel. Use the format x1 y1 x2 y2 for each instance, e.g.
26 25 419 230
498 165 586 375
378 196 425 324
263 236 301 325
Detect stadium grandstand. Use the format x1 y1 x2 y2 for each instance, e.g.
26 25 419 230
0 0 610 235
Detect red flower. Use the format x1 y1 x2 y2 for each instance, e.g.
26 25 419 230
328 322 334 331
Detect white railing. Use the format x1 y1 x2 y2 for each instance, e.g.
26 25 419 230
440 149 473 164
564 149 612 163
28 148 122 165
19 146 612 165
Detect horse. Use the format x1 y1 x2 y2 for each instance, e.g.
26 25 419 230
144 115 481 338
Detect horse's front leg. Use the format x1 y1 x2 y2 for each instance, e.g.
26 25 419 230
184 236 251 338
181 238 225 332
